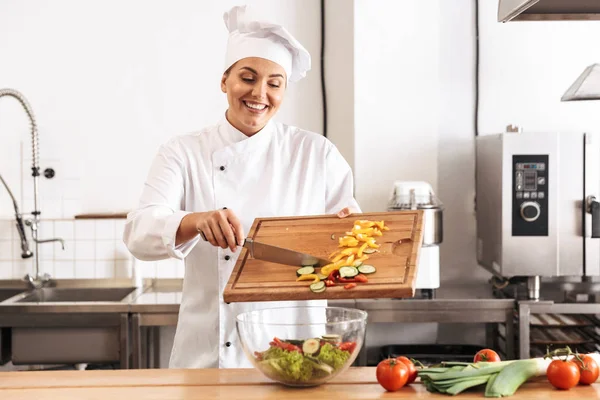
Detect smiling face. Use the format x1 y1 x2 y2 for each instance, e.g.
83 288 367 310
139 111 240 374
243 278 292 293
221 57 287 136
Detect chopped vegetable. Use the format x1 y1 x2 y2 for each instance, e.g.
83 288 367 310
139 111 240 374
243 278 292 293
310 281 326 293
302 339 321 355
297 274 319 284
256 339 352 384
321 334 341 344
296 266 315 277
339 266 359 278
357 264 376 274
316 273 328 281
296 218 389 293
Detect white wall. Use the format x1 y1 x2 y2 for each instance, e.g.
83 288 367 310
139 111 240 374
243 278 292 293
324 0 355 171
0 0 322 219
479 1 600 135
354 0 440 213
0 0 321 280
3 0 600 365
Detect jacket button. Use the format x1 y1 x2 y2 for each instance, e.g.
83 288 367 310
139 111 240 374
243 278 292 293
225 342 232 347
219 166 225 171
224 255 230 261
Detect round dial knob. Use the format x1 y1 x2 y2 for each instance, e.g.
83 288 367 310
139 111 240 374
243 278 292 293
520 201 541 222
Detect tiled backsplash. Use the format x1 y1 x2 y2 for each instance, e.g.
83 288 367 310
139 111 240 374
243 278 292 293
0 218 184 280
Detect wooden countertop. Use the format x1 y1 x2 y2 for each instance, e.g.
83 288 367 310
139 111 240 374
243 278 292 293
0 367 599 399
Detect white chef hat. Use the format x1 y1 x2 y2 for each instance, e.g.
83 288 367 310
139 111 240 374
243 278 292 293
223 5 311 83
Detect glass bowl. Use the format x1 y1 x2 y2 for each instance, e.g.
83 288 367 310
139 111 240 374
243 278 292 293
236 306 367 387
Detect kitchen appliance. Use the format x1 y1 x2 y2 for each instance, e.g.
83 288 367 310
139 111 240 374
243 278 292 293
475 127 600 298
387 181 443 297
498 0 600 22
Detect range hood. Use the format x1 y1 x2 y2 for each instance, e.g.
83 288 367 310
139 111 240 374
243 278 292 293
498 0 600 22
561 64 600 101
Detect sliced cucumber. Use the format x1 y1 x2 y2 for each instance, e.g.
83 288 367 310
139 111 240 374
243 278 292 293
310 281 326 293
339 266 359 278
352 260 363 267
296 266 315 277
316 273 328 281
357 264 377 274
363 248 378 254
302 338 320 355
321 334 342 344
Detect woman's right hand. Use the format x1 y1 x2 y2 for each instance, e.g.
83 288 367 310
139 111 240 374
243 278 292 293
196 208 245 251
177 208 245 252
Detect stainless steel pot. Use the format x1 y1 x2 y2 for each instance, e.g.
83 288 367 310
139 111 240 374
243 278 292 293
387 181 443 246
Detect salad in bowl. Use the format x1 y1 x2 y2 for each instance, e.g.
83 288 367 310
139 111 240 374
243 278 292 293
236 306 367 387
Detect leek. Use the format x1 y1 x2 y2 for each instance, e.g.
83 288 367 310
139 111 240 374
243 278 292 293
418 353 600 397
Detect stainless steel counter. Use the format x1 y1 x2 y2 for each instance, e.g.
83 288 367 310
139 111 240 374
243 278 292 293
0 279 517 368
0 278 182 368
0 279 180 313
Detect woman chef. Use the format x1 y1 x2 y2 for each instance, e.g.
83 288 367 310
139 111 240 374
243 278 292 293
123 5 361 369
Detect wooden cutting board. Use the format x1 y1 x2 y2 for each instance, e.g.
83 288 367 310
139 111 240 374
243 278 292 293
223 210 424 303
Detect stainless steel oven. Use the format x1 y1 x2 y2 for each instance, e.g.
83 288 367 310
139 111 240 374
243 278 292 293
475 128 600 281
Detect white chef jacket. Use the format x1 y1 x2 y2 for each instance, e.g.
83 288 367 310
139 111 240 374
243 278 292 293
123 116 361 369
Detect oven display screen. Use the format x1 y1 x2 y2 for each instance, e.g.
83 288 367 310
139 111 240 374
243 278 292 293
523 171 537 191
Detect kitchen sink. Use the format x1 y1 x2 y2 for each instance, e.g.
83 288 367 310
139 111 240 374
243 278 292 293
0 289 24 302
16 287 136 303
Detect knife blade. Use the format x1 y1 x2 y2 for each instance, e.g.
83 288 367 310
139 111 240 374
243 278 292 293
243 238 330 267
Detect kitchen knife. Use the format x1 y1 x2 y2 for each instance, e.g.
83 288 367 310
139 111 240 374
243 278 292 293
243 238 330 267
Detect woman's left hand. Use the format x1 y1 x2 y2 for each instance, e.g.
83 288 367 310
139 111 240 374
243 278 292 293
337 207 355 218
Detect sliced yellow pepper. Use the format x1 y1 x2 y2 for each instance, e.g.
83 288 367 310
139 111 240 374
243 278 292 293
354 233 365 241
353 227 374 235
346 254 355 265
340 247 359 256
332 253 345 263
355 220 375 228
357 242 368 258
338 237 359 247
356 255 370 262
321 263 335 271
296 274 320 283
321 259 347 275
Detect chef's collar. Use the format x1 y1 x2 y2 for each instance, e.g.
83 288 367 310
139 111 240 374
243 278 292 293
218 115 274 154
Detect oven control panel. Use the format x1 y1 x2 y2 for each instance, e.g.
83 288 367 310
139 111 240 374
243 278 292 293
512 155 548 236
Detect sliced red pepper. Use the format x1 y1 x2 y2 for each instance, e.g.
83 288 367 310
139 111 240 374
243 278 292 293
354 274 368 283
338 342 357 353
344 283 357 290
324 280 336 287
328 270 340 282
272 337 301 352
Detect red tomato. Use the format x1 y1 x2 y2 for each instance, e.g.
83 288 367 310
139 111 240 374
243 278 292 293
574 355 599 385
376 358 409 392
396 356 417 384
547 360 580 390
473 349 501 363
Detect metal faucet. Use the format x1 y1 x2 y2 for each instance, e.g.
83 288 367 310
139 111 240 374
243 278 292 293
0 88 65 289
